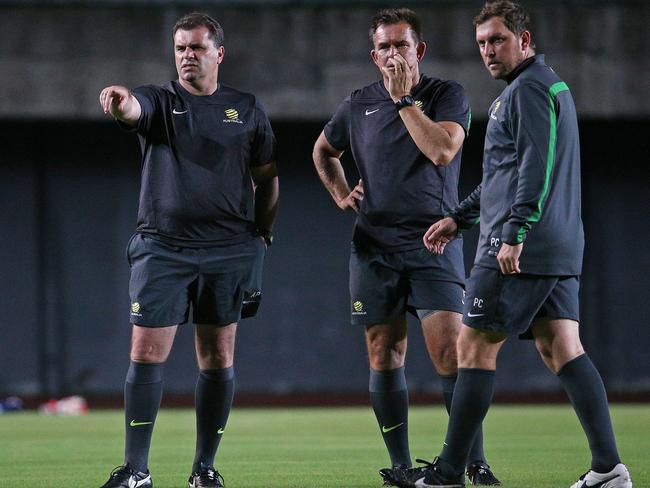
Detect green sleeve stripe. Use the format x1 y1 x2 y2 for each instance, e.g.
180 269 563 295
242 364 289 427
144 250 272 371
467 109 472 133
549 81 569 98
516 81 569 243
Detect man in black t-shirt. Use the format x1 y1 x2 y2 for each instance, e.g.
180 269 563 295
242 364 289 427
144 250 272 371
312 8 498 486
98 12 278 488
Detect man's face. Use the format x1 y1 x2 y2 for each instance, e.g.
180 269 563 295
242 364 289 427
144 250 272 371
475 17 529 80
174 26 224 84
371 22 424 73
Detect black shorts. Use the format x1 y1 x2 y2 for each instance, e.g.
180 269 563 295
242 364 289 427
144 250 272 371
349 241 465 325
126 234 265 327
463 265 580 338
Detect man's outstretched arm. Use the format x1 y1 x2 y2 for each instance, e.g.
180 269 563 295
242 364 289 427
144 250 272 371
424 184 482 254
448 183 482 229
99 85 142 126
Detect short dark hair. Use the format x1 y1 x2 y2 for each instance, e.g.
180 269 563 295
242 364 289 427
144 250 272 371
173 12 224 48
473 1 532 37
369 8 422 44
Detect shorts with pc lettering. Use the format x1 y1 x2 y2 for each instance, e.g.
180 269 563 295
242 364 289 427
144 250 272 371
463 265 580 339
126 233 265 327
349 239 465 325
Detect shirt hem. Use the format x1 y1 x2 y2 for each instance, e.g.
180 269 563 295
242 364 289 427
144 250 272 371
137 229 257 248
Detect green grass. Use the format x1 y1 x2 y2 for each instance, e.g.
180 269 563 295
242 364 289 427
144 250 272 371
0 405 647 487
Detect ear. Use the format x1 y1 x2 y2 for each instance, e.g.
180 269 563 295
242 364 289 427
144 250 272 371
416 41 427 61
520 30 531 52
217 45 225 64
370 49 380 67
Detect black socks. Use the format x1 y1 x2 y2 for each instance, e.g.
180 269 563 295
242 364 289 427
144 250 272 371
123 363 237 474
192 367 235 472
124 361 164 473
557 354 621 473
437 355 621 476
370 367 411 467
440 374 487 465
439 368 495 476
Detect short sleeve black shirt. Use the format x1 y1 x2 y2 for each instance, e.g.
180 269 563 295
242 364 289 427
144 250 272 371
129 81 277 246
324 75 470 252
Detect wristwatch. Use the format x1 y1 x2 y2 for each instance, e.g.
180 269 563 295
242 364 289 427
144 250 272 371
395 95 414 110
258 228 273 247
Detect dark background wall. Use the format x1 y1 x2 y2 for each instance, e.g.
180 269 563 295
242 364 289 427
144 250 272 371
2 118 648 398
2 2 649 120
1 0 649 400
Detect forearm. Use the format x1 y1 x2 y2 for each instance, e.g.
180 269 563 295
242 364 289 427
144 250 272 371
100 85 142 126
448 184 482 229
114 93 141 126
502 177 544 244
313 151 351 205
502 141 549 244
254 176 279 231
399 108 462 166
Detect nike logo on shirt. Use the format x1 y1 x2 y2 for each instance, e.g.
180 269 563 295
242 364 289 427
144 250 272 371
172 108 188 114
365 108 380 115
466 312 485 317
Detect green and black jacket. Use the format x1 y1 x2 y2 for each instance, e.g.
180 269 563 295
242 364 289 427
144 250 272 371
450 54 584 275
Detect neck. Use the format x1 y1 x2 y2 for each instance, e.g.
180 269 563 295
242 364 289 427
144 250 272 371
503 54 536 84
178 75 218 96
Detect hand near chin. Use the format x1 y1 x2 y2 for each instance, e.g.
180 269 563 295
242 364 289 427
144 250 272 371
381 54 414 101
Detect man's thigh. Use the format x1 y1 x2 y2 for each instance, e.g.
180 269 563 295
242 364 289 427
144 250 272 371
410 280 464 319
128 234 197 326
349 243 465 325
536 276 580 322
349 246 407 325
404 240 465 317
462 265 563 337
521 276 580 339
194 237 266 326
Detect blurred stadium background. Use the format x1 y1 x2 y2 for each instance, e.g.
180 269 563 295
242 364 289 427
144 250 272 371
1 0 649 406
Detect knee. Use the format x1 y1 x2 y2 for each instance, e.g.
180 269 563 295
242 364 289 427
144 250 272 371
429 341 458 375
535 339 560 372
554 337 585 362
130 342 168 363
456 332 476 366
456 330 502 369
421 312 460 374
196 340 233 369
535 335 585 373
130 325 176 363
456 343 476 368
535 338 554 362
367 336 406 370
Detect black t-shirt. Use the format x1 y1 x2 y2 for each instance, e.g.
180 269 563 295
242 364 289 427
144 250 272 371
324 75 471 252
128 81 276 246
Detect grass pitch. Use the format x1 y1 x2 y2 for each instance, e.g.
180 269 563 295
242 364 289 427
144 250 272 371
0 405 647 487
